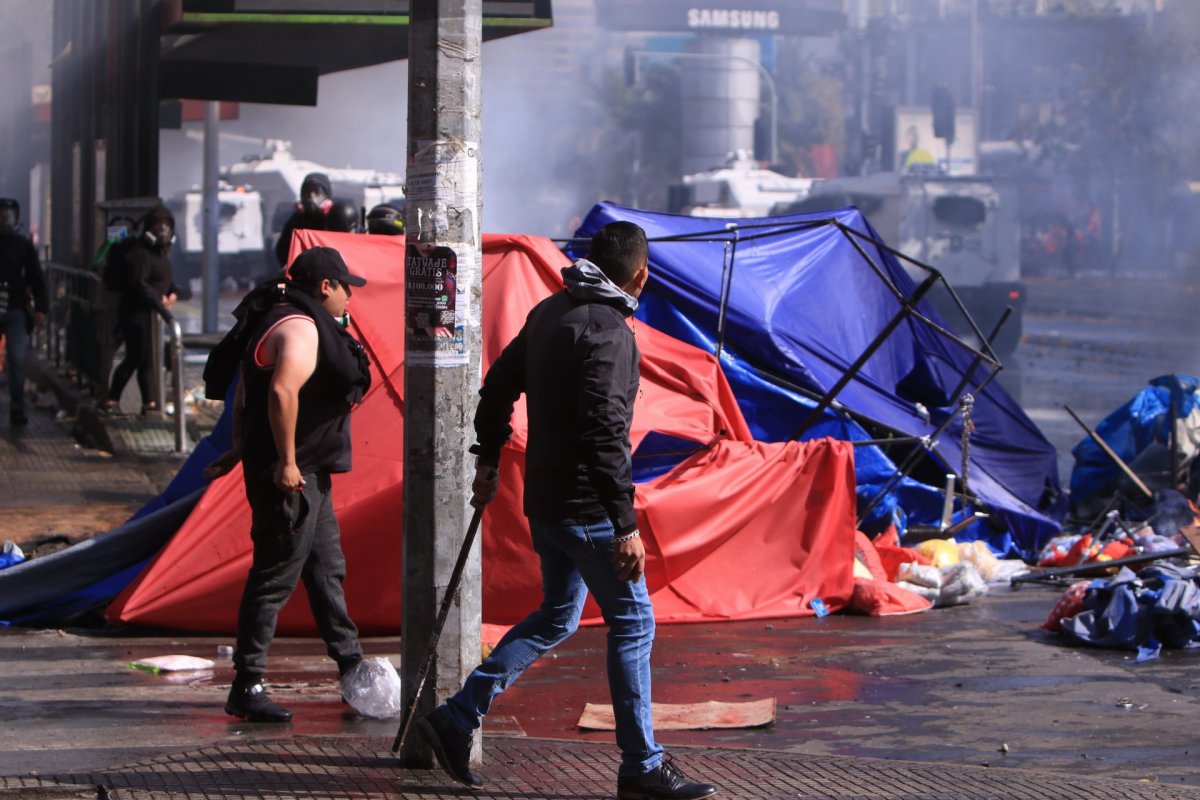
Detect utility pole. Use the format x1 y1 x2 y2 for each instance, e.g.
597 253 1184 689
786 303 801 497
400 0 484 769
201 101 219 334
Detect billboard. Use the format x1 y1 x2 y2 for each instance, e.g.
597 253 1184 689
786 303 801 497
595 0 846 35
893 106 978 176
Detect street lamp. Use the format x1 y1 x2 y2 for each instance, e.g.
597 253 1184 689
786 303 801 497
628 48 779 167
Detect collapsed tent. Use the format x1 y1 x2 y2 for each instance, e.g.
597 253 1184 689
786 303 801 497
98 230 859 634
571 203 1065 558
1070 374 1200 515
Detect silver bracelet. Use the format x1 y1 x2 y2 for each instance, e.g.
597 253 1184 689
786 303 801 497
614 529 640 545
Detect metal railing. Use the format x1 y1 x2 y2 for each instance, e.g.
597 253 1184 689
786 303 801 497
40 261 189 453
161 309 187 452
41 262 117 392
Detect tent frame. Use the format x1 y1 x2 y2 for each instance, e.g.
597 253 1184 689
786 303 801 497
565 213 1019 532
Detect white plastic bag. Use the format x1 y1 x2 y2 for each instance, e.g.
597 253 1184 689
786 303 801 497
937 562 988 606
896 562 943 588
341 656 404 719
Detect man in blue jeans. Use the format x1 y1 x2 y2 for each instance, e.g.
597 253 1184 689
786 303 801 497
0 198 48 428
417 222 717 800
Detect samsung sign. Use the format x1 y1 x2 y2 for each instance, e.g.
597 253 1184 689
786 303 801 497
596 0 845 35
687 8 780 31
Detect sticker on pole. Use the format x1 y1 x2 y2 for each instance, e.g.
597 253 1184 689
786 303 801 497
406 241 468 367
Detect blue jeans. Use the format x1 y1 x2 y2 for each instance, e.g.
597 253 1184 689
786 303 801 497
445 517 663 777
4 308 30 416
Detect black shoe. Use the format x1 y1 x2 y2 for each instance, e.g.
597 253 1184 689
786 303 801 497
618 756 718 800
10 411 27 427
224 682 293 723
416 705 483 789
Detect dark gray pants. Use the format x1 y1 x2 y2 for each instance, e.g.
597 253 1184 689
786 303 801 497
233 470 362 680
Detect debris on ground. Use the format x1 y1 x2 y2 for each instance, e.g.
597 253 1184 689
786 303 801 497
127 654 216 673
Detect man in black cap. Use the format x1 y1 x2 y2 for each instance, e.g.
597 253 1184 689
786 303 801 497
0 197 48 427
274 172 335 267
204 246 372 722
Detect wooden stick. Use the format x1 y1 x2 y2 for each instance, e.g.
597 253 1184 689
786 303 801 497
1063 404 1153 499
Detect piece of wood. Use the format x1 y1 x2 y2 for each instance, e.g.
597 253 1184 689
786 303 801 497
1064 405 1153 499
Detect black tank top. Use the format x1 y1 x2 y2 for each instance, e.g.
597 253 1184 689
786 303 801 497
241 303 354 478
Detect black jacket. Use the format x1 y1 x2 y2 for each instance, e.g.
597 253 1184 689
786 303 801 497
112 241 178 317
0 232 47 314
275 209 330 267
473 260 640 534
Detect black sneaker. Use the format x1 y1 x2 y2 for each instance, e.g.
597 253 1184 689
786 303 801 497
617 756 718 800
416 705 483 789
224 682 293 723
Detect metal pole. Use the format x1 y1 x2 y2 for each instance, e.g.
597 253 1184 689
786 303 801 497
714 223 739 363
164 311 187 453
789 271 940 440
401 0 484 769
201 101 220 334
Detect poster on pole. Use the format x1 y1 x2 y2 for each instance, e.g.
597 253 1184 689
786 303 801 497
405 241 474 367
404 138 480 367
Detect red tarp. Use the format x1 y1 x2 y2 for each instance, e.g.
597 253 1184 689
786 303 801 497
108 231 858 634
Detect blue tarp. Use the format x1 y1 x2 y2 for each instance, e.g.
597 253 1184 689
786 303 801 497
0 384 235 626
0 488 204 626
573 203 1065 557
1070 374 1200 507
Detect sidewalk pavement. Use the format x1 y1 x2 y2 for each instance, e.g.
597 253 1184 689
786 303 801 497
7 359 1200 798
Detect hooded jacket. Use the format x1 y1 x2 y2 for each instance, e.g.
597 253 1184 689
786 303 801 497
473 259 641 534
274 173 335 266
112 205 178 316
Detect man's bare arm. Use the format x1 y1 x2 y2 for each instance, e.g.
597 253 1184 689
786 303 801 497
266 318 319 491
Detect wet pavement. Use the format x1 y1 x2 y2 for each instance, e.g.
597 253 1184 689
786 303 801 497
6 592 1200 798
6 278 1200 797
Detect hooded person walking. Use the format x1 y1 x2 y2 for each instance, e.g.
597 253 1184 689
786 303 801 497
100 204 179 415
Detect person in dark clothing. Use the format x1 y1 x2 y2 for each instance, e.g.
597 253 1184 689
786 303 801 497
416 222 718 800
101 205 179 415
203 246 371 723
327 199 362 234
0 197 48 427
275 172 334 267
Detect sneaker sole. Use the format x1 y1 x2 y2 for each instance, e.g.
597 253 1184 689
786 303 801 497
617 788 718 800
416 717 482 789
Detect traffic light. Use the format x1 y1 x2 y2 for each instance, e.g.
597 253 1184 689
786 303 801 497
932 86 955 143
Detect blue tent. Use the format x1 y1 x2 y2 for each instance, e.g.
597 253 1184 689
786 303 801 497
1070 374 1200 508
572 203 1065 557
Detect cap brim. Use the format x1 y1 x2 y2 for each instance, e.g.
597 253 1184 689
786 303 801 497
343 273 368 287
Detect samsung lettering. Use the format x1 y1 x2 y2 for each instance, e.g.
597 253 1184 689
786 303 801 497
687 8 781 31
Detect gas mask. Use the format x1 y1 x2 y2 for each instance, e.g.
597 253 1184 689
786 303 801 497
300 188 331 216
143 221 175 248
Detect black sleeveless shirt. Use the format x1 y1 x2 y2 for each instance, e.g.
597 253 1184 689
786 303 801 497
241 303 363 478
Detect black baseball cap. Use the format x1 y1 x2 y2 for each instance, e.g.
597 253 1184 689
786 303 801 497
289 246 367 287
